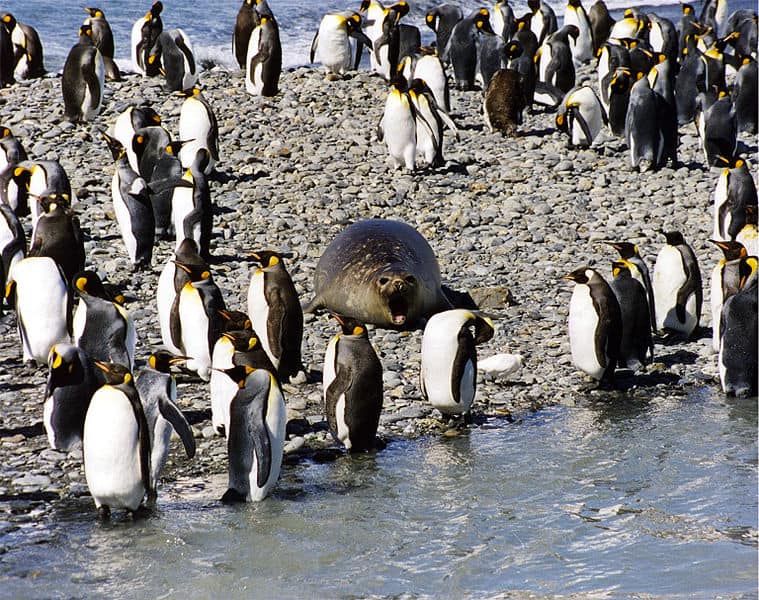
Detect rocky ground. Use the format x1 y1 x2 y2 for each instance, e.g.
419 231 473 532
0 62 755 521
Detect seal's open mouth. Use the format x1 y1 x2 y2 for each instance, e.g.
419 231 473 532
388 293 408 325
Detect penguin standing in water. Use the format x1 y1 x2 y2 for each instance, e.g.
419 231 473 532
420 309 495 420
84 362 152 519
609 259 654 370
409 78 458 168
103 133 154 270
378 76 417 171
71 270 136 370
222 367 286 503
719 258 758 398
173 258 226 381
246 250 304 383
323 315 383 452
136 351 196 503
131 1 163 76
555 85 605 148
424 4 463 63
564 0 594 64
447 9 494 90
310 12 371 77
709 240 748 352
653 231 702 338
28 196 85 285
150 29 198 92
245 10 282 97
83 7 119 81
5 256 71 365
43 343 101 452
211 329 277 436
712 156 757 242
563 267 622 385
603 240 656 334
62 24 105 123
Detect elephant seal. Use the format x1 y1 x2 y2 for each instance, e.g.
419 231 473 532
304 219 454 329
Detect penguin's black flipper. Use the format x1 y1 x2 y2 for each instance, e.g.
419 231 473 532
174 35 196 76
229 383 272 490
249 46 271 79
309 31 319 64
169 292 183 351
450 329 475 405
82 50 102 115
126 383 154 501
325 358 353 439
157 395 196 458
572 110 595 147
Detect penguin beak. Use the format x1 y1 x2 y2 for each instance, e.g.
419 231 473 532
94 361 111 373
169 355 192 365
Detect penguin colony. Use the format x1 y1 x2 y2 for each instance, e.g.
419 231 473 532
0 0 756 518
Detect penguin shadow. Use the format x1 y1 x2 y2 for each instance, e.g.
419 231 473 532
588 395 655 423
610 368 680 391
214 169 268 185
434 161 471 177
522 126 556 138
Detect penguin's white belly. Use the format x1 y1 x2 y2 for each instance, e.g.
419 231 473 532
568 285 604 379
179 285 212 380
210 341 237 434
322 336 338 405
13 258 70 364
712 173 729 240
247 272 277 368
172 185 195 249
421 326 473 413
131 20 145 74
365 6 384 71
82 52 105 120
654 246 695 332
245 28 265 96
530 10 544 40
334 394 351 448
537 46 552 82
84 390 144 511
377 44 391 79
112 172 139 263
649 25 665 53
382 98 416 169
414 59 447 110
569 13 593 63
72 298 87 345
248 390 286 502
179 99 213 170
317 25 351 73
157 261 182 355
710 264 724 353
415 104 439 165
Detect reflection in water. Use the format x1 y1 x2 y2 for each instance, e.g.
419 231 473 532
0 386 756 598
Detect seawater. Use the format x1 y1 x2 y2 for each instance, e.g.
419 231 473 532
0 0 754 74
0 388 756 598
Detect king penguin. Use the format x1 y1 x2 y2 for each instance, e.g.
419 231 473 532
420 309 495 420
323 315 383 452
131 1 163 76
653 231 702 337
378 75 417 171
409 78 458 168
83 7 119 81
734 56 757 134
535 25 578 94
170 149 213 260
246 250 305 383
71 270 136 369
555 85 605 148
135 351 196 503
84 362 152 518
564 0 594 64
178 87 219 175
62 24 105 123
112 104 162 174
696 91 737 167
528 0 558 45
718 258 758 398
709 240 748 353
222 367 286 503
43 343 101 452
245 7 282 97
447 9 494 90
0 202 25 317
563 267 622 384
151 29 198 92
310 12 371 77
28 196 85 285
103 133 154 270
712 156 757 242
609 259 654 370
603 240 656 334
626 74 663 172
5 256 71 365
234 0 258 70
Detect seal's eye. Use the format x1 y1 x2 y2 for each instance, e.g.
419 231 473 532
379 277 390 286
405 276 416 285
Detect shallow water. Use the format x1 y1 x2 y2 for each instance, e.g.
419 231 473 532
1 386 756 599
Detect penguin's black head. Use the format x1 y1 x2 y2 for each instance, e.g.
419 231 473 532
681 4 694 15
249 250 287 269
563 267 594 285
175 238 204 263
389 2 410 22
94 361 133 386
611 260 633 279
662 231 685 246
150 2 164 18
38 193 70 214
568 0 582 8
166 140 191 157
174 260 212 283
48 344 78 376
603 240 637 259
391 74 409 92
79 25 94 42
177 86 201 98
218 364 255 388
709 239 747 261
1 14 17 32
474 10 494 34
149 351 190 373
409 78 431 96
332 313 368 337
610 68 632 93
359 0 371 13
219 310 252 332
527 0 539 13
102 132 126 160
715 155 746 170
222 330 258 352
192 148 211 172
505 41 523 60
0 126 11 138
73 270 109 299
132 133 147 156
133 105 162 127
565 24 580 40
84 7 104 18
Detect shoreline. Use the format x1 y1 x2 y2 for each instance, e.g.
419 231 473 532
0 63 756 509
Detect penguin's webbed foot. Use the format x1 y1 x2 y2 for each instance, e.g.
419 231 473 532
221 488 248 504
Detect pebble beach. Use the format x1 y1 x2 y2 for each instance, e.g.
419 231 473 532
0 59 756 519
